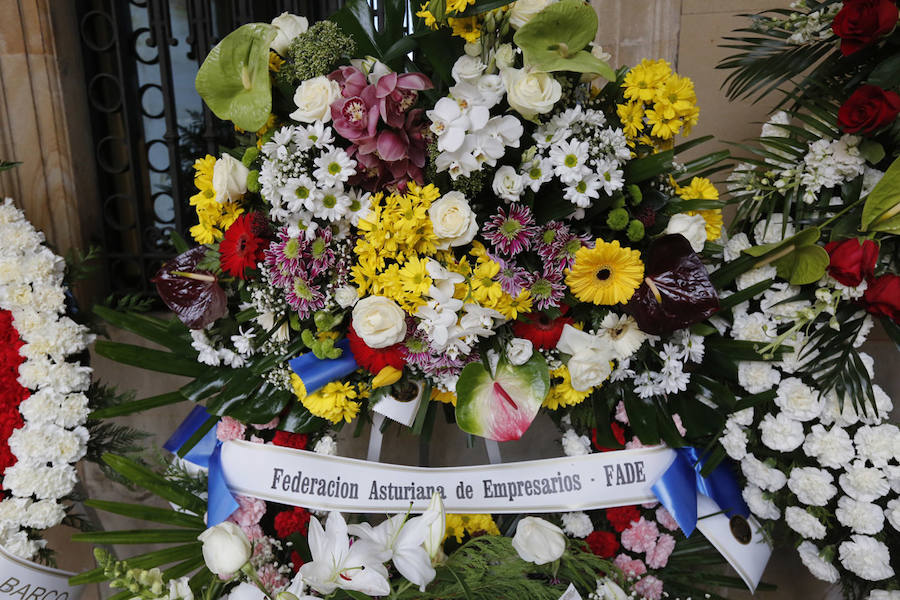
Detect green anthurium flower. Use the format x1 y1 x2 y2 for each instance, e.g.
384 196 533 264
196 23 277 132
513 0 615 79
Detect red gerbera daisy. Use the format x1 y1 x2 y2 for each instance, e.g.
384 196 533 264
347 326 405 374
512 310 573 349
219 212 271 279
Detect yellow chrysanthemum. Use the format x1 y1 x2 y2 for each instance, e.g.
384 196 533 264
622 59 671 103
566 240 644 305
544 365 595 410
448 16 480 42
398 256 433 297
432 388 457 406
652 74 696 121
416 4 438 28
678 177 719 201
644 108 683 141
470 260 503 305
687 209 724 242
295 378 360 424
447 0 475 12
444 514 500 543
616 101 645 139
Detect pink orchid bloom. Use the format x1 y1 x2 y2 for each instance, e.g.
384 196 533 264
376 72 433 128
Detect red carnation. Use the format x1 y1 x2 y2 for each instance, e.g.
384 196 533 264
512 311 574 350
290 550 305 573
586 530 620 558
832 0 899 55
274 506 311 539
592 422 626 452
838 85 900 134
606 506 641 533
219 212 271 279
0 310 28 485
347 326 405 374
824 238 879 286
863 273 900 323
272 430 308 450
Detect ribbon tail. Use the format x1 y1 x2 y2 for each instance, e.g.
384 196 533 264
164 405 218 468
694 457 750 520
651 449 698 537
207 443 239 526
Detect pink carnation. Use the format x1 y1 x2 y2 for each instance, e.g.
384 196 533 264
646 533 676 569
621 517 659 554
216 416 246 442
614 400 629 424
253 417 279 430
672 413 687 437
655 506 679 531
242 524 264 541
625 436 645 450
228 495 267 528
258 565 289 593
613 553 647 578
641 501 659 509
634 575 664 600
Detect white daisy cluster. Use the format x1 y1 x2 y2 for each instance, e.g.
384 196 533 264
752 1 840 44
428 54 523 180
716 211 899 585
259 124 371 238
0 198 94 560
504 105 630 214
627 328 705 399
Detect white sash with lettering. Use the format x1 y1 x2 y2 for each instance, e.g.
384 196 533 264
221 440 671 513
0 545 82 600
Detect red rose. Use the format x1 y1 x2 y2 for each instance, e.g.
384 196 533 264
592 422 626 452
606 505 641 533
833 0 899 55
863 273 900 322
274 506 311 538
824 238 879 286
272 430 308 450
586 530 620 558
838 85 900 133
347 326 405 374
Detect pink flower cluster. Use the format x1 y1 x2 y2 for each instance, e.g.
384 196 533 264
329 66 432 192
613 503 680 600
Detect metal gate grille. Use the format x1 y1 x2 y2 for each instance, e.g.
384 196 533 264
77 0 345 295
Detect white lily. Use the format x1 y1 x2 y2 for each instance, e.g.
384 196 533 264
299 512 390 597
422 492 446 563
276 572 322 600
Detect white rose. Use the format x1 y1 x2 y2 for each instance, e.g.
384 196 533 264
212 154 249 203
290 76 341 123
351 296 407 348
452 55 486 83
429 191 478 249
509 0 555 29
270 12 309 55
476 74 505 107
594 578 628 600
492 165 524 202
334 285 359 309
666 213 707 252
197 521 252 576
511 516 566 565
226 582 267 600
501 68 561 119
494 44 516 70
556 325 613 391
506 338 533 366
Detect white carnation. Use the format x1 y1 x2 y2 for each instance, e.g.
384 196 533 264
885 498 900 532
797 541 840 583
723 232 751 261
560 511 593 538
720 424 748 460
728 407 755 427
753 214 794 244
854 424 900 468
803 424 855 469
3 463 77 500
561 429 591 457
23 499 66 530
1 530 44 560
840 461 889 502
738 361 781 394
741 455 787 492
788 467 837 506
835 496 884 535
731 312 777 343
785 506 826 540
839 535 894 581
760 412 804 452
0 498 30 526
313 435 337 456
868 591 900 600
736 265 778 292
742 485 780 520
774 377 823 421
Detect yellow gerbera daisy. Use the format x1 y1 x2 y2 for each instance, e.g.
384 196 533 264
678 177 719 201
566 240 644 305
544 365 594 410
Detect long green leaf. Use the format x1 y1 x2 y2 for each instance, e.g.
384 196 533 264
94 306 191 353
163 556 207 580
71 530 201 544
102 454 207 515
90 391 186 419
94 340 207 377
84 499 206 528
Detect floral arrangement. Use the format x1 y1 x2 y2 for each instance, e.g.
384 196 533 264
0 198 94 561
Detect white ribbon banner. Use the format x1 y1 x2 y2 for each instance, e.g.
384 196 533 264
0 545 82 600
221 440 671 514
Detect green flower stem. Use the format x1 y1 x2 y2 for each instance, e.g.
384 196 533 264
241 563 274 600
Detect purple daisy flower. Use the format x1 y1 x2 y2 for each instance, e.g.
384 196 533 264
307 227 336 278
492 255 533 296
264 228 310 287
482 203 539 256
536 221 571 263
528 267 566 310
285 273 326 318
551 231 593 270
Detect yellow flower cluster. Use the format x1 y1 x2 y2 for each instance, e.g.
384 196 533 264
291 376 361 424
465 244 534 320
415 0 498 43
677 177 723 241
189 155 243 244
617 59 699 147
543 365 594 410
445 513 501 543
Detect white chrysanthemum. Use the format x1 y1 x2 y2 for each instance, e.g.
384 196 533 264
560 511 593 538
838 535 894 581
854 424 900 468
561 429 592 457
741 455 787 492
835 496 884 535
803 424 855 470
753 214 795 244
720 424 748 461
840 461 890 502
774 377 823 422
797 541 840 583
738 361 782 394
597 313 647 360
785 506 826 540
788 467 837 506
723 232 751 261
731 312 777 343
886 498 900 533
312 148 356 187
742 485 780 520
760 412 804 452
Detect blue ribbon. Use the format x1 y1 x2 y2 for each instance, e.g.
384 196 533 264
651 446 749 537
288 338 359 397
164 405 239 526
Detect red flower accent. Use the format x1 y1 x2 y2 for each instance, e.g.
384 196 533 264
863 273 900 323
272 431 309 450
0 310 28 487
838 85 900 134
274 506 311 539
219 212 271 279
347 326 405 374
290 550 305 574
824 238 879 287
512 311 574 350
832 0 899 55
585 530 620 558
592 422 626 452
606 506 641 533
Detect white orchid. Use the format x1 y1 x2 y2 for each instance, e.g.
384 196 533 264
299 512 390 596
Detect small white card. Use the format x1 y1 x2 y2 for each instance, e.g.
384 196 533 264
372 383 425 427
558 583 582 600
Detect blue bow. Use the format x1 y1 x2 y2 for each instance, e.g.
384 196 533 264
288 338 358 398
164 405 239 526
651 446 749 537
